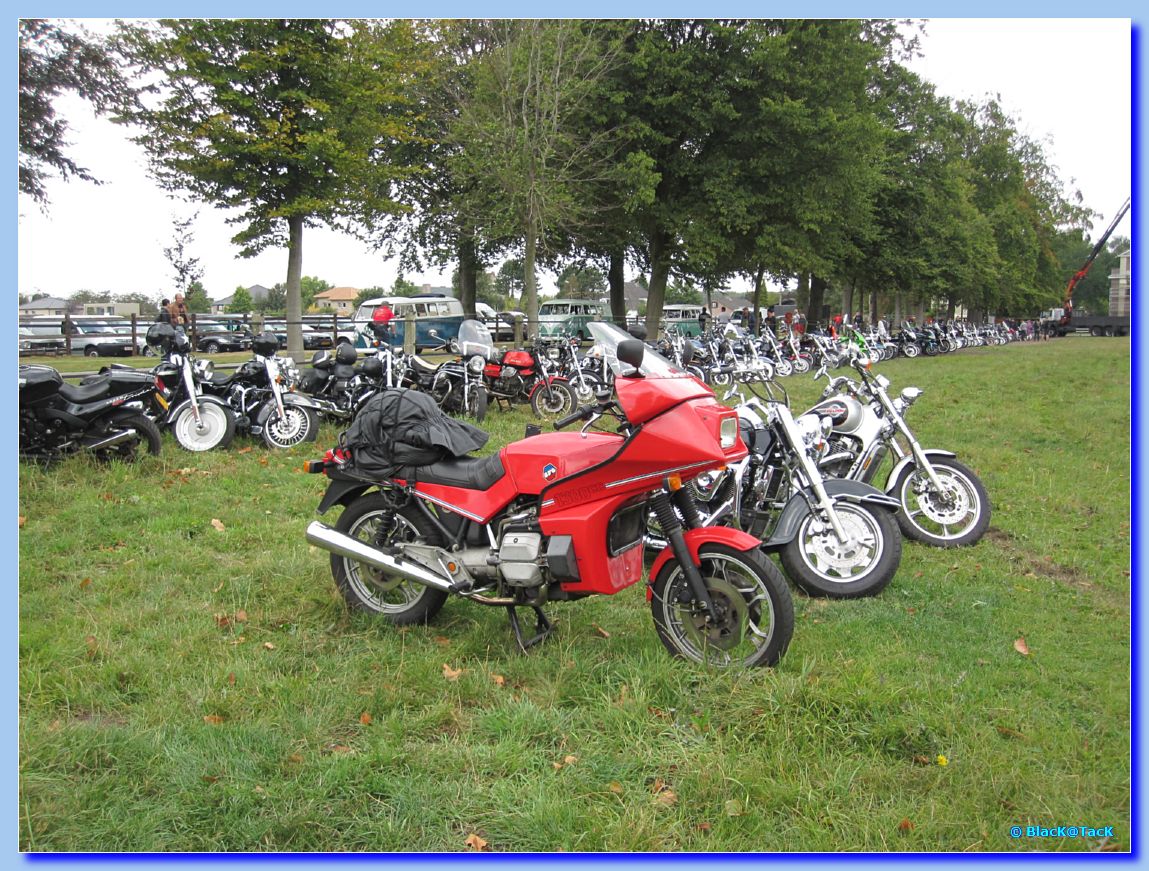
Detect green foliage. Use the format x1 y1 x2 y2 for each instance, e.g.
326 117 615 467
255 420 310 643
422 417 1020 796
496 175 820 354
300 276 331 312
556 263 606 300
226 286 255 314
19 19 129 205
184 281 211 314
163 214 204 296
354 287 387 308
391 275 422 297
258 285 287 316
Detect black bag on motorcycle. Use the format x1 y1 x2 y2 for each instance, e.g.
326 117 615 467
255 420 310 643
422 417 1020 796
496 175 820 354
340 387 489 479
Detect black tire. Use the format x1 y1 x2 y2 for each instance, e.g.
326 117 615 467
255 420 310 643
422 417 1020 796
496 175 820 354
650 543 793 668
204 341 221 354
779 502 901 599
923 343 938 357
331 494 448 625
95 413 162 462
261 404 317 449
891 457 991 547
903 343 920 359
467 382 488 423
85 346 100 358
791 355 811 374
170 401 236 452
529 380 576 419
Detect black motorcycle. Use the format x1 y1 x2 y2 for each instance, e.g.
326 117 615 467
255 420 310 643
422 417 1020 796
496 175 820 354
297 345 387 422
20 364 162 464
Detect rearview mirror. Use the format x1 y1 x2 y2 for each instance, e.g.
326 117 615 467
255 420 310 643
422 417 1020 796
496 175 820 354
617 339 646 375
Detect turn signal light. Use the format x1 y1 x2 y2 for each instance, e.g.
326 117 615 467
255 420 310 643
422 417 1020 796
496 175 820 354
304 460 325 474
666 474 684 491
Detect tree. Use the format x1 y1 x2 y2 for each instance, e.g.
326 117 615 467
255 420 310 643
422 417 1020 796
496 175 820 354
495 258 527 300
163 213 204 296
354 287 387 308
116 19 427 358
300 275 331 312
556 263 607 300
259 285 288 316
451 20 626 329
19 19 128 205
226 285 254 314
185 280 211 314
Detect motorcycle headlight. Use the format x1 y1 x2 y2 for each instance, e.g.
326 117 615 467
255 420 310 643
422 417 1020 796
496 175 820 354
900 386 923 407
193 358 215 380
720 416 738 449
468 354 485 374
546 347 562 360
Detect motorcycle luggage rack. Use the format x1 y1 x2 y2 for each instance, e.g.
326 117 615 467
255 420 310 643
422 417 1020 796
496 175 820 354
506 605 553 652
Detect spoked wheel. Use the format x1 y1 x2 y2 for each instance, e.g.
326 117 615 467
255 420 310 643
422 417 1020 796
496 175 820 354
650 544 793 668
903 343 920 358
773 358 794 377
170 402 236 452
529 380 576 419
892 458 990 547
790 355 811 374
331 495 448 625
94 414 162 463
779 503 902 599
261 404 317 449
569 374 605 405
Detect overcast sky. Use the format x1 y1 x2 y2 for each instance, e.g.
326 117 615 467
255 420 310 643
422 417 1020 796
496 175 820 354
14 17 1134 303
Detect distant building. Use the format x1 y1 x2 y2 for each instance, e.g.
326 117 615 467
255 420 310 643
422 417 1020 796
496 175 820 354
19 296 71 318
1109 248 1131 317
19 297 140 318
418 284 455 297
313 286 360 314
211 284 271 314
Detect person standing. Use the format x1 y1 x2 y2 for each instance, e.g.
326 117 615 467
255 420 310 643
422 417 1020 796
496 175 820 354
371 301 394 345
168 293 190 328
157 299 173 324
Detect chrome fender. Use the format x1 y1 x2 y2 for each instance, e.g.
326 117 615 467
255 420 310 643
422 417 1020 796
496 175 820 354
762 478 899 548
884 449 957 494
646 526 763 601
168 394 233 425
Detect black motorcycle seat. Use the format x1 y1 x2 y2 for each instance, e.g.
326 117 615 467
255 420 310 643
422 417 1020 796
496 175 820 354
58 379 112 403
402 452 505 490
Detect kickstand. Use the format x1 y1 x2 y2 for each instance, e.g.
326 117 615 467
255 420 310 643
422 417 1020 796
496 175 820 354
506 605 553 652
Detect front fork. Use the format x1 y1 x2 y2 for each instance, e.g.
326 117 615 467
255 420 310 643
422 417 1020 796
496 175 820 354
180 358 204 425
650 487 718 620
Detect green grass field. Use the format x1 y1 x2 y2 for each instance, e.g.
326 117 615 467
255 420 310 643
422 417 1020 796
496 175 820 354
18 337 1131 852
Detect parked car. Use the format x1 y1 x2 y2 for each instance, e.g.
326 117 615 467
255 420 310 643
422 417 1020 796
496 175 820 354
64 322 135 357
191 320 254 354
486 311 522 342
265 323 335 351
19 326 66 355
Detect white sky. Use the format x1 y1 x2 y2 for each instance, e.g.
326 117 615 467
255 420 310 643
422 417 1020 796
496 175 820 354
14 17 1134 303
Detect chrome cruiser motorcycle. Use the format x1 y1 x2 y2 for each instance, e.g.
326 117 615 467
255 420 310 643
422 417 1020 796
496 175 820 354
809 345 990 547
652 375 903 600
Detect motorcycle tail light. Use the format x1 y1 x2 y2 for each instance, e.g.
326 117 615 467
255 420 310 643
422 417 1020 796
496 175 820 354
720 417 738 449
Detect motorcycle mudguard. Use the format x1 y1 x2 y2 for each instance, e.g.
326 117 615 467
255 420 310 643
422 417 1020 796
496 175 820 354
317 479 372 515
762 479 899 547
646 526 763 600
528 376 570 397
169 394 231 424
884 449 957 494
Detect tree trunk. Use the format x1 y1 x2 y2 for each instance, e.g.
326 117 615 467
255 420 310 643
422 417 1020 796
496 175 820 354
285 214 304 362
796 272 810 314
809 275 827 328
869 288 879 325
644 230 672 339
457 233 478 319
841 280 855 324
751 263 765 336
608 250 626 326
523 224 539 337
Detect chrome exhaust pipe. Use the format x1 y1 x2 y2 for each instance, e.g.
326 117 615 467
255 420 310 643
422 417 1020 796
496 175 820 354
305 521 456 594
83 428 137 452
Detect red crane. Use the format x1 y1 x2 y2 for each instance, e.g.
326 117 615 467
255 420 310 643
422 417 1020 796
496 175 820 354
1061 197 1130 323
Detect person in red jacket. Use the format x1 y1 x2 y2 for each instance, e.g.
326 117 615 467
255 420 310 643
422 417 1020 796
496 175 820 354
370 303 394 345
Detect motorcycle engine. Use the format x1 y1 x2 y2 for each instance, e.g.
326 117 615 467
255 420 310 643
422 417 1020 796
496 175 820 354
498 532 544 587
493 373 526 396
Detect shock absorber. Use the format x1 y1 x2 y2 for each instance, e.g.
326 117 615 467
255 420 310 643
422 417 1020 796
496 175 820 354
671 486 704 531
651 489 717 619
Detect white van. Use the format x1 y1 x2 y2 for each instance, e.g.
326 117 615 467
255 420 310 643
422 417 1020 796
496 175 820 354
661 304 705 336
352 295 465 349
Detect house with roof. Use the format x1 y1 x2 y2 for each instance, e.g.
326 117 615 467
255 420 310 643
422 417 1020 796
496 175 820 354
211 284 271 314
19 296 71 318
312 286 360 315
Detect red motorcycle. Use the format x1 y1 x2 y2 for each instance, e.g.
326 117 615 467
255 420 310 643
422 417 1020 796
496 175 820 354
305 322 793 668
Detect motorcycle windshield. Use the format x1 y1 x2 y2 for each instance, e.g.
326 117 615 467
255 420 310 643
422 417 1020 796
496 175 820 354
457 319 496 358
586 321 683 377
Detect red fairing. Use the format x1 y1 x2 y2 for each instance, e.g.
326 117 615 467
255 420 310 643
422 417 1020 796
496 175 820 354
614 372 713 424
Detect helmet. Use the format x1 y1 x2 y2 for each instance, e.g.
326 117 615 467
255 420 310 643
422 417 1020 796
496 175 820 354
173 330 191 353
252 331 279 356
310 350 332 368
360 355 383 379
146 322 176 353
335 343 357 366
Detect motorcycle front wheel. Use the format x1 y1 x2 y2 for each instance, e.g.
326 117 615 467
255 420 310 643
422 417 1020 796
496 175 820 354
529 380 576 419
331 494 448 625
171 402 236 452
891 457 990 547
790 355 811 374
262 405 318 449
650 544 793 668
779 502 901 599
467 382 489 423
902 343 920 359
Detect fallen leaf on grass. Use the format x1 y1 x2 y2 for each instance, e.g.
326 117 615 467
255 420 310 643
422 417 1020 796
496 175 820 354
211 518 226 532
995 725 1027 740
18 516 26 528
84 635 99 658
592 624 611 639
328 744 352 754
464 833 489 852
80 577 92 590
203 714 224 725
898 819 915 833
236 446 253 454
214 613 231 628
263 642 276 651
1013 637 1030 656
724 799 745 816
912 755 931 765
696 822 712 833
442 663 462 681
608 782 623 795
654 789 678 807
234 609 248 623
491 674 506 687
433 636 451 646
359 711 373 726
227 673 236 686
202 774 221 784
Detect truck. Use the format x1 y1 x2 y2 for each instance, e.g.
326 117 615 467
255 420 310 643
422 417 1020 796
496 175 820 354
1041 197 1130 337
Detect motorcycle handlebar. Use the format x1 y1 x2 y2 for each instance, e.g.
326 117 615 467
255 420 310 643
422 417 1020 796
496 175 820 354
553 405 595 430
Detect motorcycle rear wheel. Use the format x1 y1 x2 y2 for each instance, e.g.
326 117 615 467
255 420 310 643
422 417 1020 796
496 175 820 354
331 494 448 625
903 343 920 358
95 414 162 462
262 405 317 449
891 457 990 547
650 543 793 668
171 402 236 452
779 502 901 599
